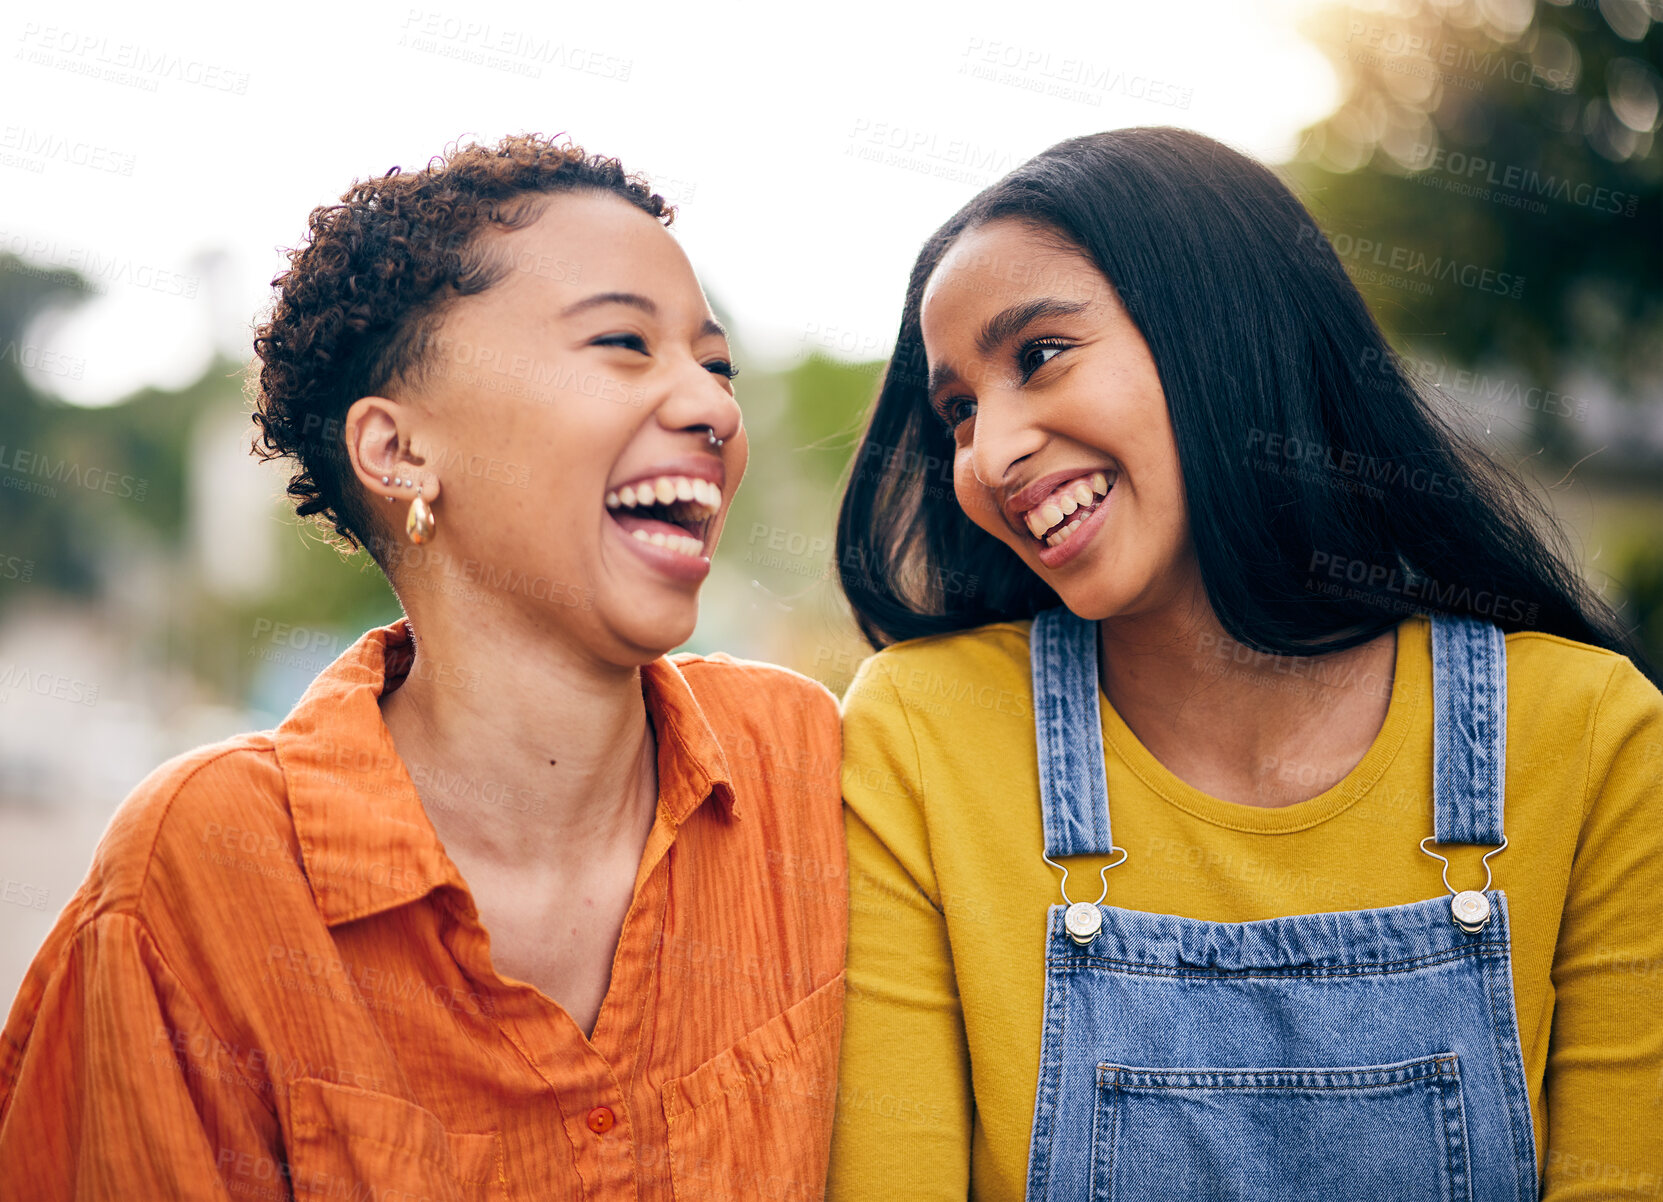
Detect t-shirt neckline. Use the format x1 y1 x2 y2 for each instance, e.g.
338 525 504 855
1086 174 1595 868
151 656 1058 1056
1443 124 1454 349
1094 617 1428 835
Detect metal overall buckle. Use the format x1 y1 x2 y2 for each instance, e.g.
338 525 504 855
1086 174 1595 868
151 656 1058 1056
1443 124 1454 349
1042 848 1128 946
1418 835 1508 934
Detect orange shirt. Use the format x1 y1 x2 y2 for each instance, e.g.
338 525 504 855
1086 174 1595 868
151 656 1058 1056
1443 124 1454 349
0 620 847 1201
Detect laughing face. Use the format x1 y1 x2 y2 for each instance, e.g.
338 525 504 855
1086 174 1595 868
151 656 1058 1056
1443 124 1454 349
919 218 1197 623
352 189 746 665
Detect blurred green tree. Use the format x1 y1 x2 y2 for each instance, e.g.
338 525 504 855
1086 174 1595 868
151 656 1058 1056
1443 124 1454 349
1291 0 1661 460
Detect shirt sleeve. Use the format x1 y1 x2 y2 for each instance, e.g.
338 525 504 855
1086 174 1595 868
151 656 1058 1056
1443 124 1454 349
0 912 279 1200
827 659 974 1202
1541 658 1663 1200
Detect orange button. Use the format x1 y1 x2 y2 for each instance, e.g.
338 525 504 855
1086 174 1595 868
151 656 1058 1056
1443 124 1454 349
586 1106 615 1134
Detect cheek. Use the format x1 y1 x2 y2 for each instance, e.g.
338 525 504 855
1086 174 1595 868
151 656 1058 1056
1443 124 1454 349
952 452 1005 541
729 429 750 489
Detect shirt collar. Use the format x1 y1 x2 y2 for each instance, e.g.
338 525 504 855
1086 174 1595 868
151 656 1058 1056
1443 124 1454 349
275 620 736 927
643 655 739 824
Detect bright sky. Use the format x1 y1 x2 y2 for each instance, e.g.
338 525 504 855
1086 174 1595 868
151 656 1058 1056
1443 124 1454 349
4 0 1337 405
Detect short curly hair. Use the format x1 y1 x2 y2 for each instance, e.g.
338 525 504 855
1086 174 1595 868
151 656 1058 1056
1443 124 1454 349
250 133 673 560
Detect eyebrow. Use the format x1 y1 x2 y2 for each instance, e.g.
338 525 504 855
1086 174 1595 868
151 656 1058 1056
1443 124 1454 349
975 297 1091 355
560 290 727 340
926 296 1092 398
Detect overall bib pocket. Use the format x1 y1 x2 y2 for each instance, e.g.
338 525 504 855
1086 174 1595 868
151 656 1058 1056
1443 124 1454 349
1088 1053 1472 1202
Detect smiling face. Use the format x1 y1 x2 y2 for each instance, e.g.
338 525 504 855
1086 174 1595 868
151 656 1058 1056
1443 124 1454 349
349 189 746 665
919 218 1196 623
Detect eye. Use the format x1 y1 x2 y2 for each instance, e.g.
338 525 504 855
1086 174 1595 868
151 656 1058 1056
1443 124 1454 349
937 396 976 432
704 359 740 380
593 332 648 354
1018 338 1070 380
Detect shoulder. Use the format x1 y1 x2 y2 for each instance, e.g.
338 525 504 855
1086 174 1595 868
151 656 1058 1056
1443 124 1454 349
1504 628 1661 723
74 731 296 925
672 651 838 729
843 621 1036 722
1501 629 1661 816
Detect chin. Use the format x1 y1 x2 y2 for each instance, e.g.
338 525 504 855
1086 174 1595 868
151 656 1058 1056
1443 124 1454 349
605 599 701 661
1041 569 1143 624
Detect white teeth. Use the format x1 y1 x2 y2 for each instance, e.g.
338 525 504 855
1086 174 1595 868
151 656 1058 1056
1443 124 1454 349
629 528 703 558
1022 471 1116 542
1046 518 1084 547
604 476 722 518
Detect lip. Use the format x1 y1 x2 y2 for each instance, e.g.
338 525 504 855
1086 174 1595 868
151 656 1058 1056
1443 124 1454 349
1032 485 1113 570
607 455 726 494
1002 465 1116 527
608 514 713 584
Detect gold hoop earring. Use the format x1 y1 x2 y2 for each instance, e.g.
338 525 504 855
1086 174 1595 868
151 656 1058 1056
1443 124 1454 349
406 483 436 544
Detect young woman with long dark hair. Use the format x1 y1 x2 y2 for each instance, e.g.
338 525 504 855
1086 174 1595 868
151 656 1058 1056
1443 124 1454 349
829 127 1661 1201
0 135 847 1200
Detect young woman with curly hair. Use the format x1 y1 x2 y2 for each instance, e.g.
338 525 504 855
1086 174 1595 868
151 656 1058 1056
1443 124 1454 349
828 128 1661 1201
0 134 846 1201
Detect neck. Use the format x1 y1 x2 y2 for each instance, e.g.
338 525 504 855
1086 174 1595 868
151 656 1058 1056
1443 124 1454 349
1096 590 1397 805
379 600 658 870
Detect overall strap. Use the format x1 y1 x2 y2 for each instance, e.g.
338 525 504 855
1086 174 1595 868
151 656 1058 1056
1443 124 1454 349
1030 607 1115 858
1429 614 1508 846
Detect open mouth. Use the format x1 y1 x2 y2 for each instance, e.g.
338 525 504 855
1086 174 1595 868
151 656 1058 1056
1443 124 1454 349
605 474 722 559
1021 470 1114 548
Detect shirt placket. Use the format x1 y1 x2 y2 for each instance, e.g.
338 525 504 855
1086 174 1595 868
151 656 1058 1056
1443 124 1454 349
438 829 673 1201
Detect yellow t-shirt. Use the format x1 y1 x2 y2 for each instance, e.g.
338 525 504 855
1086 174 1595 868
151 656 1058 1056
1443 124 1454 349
828 615 1663 1202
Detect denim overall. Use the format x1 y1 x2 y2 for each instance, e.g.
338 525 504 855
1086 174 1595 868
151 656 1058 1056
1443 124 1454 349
1023 608 1538 1202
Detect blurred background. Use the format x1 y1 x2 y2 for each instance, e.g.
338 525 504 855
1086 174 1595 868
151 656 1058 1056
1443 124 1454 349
1 0 1658 998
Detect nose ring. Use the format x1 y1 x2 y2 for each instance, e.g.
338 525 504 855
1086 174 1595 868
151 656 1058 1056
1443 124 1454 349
705 426 725 448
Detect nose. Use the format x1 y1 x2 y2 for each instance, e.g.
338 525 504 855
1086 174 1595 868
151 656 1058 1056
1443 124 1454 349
655 356 743 446
968 390 1043 490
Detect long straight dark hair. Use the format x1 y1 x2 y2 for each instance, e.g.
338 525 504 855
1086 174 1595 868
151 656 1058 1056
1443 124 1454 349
836 127 1651 681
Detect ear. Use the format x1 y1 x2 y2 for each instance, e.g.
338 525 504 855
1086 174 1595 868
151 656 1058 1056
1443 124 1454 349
344 396 443 507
